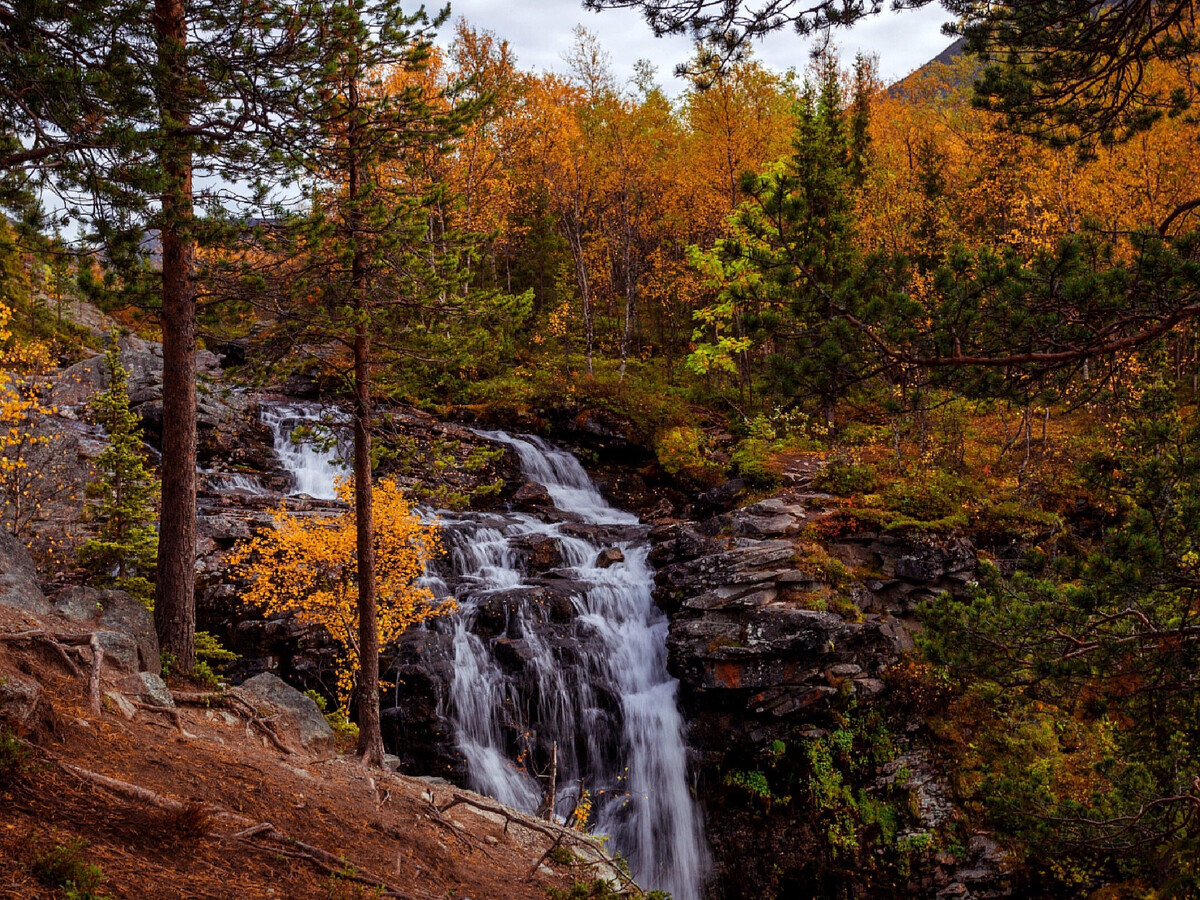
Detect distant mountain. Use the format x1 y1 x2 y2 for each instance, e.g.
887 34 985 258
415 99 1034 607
887 36 976 97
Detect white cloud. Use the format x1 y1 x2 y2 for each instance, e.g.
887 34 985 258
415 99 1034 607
439 0 954 92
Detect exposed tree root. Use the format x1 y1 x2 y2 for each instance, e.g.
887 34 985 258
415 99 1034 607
171 690 293 754
56 757 422 898
0 628 87 678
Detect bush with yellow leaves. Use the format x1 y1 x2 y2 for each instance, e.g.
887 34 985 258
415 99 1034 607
230 477 448 711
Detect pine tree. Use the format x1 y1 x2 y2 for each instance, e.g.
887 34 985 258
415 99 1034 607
79 339 159 602
251 0 475 766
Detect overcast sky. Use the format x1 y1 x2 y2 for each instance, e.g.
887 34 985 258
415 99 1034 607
439 1 955 93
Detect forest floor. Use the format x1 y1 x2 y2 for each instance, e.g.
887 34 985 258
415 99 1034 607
0 605 610 900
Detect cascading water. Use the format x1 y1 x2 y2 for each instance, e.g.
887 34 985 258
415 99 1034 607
258 406 708 898
436 432 709 900
259 402 346 500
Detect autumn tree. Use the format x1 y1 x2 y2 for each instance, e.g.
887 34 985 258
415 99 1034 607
231 478 447 714
0 301 67 538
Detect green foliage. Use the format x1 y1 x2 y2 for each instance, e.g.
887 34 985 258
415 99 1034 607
882 471 977 521
374 433 505 511
730 418 780 488
918 390 1200 893
78 338 158 603
814 459 879 495
30 835 108 898
654 426 725 488
188 631 238 689
970 501 1061 539
305 689 361 746
547 845 575 865
726 767 794 809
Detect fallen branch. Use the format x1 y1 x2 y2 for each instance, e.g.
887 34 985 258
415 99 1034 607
436 790 634 891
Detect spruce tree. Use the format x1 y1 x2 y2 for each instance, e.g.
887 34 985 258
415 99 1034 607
79 339 159 602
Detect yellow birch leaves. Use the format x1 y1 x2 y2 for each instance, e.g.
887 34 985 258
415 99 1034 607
231 478 449 710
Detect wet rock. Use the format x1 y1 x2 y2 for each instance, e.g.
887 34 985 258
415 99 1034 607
560 522 646 545
511 534 563 571
232 672 335 758
495 638 537 672
595 548 624 568
513 481 552 510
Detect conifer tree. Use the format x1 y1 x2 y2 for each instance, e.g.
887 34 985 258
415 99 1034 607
79 339 159 602
250 0 474 766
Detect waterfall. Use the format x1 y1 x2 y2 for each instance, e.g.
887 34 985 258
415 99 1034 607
258 407 709 898
439 432 709 900
259 402 346 500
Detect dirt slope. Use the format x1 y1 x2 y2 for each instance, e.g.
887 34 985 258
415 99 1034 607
0 605 622 900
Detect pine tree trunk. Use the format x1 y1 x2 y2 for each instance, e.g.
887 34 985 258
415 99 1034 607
153 0 196 671
352 315 383 767
346 88 384 768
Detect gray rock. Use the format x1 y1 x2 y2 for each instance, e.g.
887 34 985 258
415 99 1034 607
732 512 798 537
105 691 138 720
0 530 51 616
231 672 335 758
94 630 139 674
52 587 160 675
0 671 43 728
134 673 174 708
53 587 104 622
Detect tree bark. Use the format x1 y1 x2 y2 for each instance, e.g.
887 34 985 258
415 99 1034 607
153 0 197 672
346 82 384 767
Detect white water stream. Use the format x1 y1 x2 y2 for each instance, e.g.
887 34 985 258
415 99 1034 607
261 407 708 899
259 402 346 500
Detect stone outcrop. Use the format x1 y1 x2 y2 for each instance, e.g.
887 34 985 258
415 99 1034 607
0 530 52 616
651 489 1009 899
53 586 161 675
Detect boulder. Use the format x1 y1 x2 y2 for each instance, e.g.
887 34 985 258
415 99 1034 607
731 512 798 538
595 548 624 568
133 673 174 708
697 478 747 512
0 671 43 729
511 534 563 571
105 690 138 720
513 482 552 510
53 587 160 675
0 531 51 616
231 672 335 758
94 630 139 674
